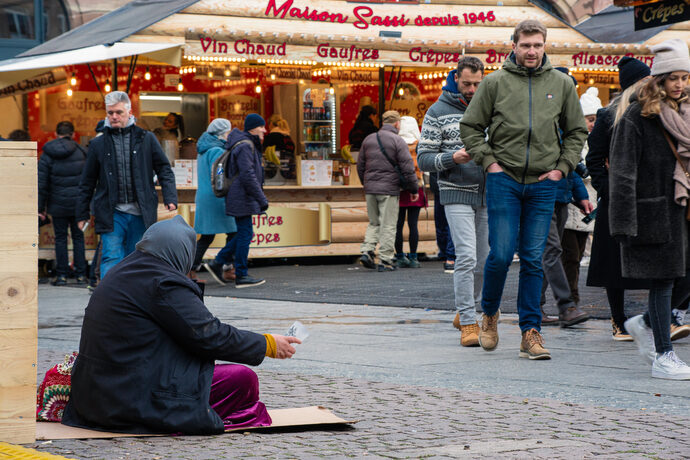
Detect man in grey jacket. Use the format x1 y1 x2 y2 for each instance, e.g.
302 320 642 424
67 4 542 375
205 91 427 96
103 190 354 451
417 57 486 347
357 111 418 271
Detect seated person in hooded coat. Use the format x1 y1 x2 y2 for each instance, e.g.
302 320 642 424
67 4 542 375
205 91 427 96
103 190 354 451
62 215 300 434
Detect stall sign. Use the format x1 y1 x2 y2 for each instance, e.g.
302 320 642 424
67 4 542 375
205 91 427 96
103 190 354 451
389 99 433 126
164 74 182 87
571 52 654 67
206 205 332 248
201 37 288 57
635 0 690 30
581 73 618 85
215 95 260 129
0 69 66 98
317 43 379 62
264 0 496 30
44 91 105 135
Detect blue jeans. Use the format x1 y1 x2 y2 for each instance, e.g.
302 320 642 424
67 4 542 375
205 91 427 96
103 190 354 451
100 211 146 279
215 216 253 277
482 172 558 332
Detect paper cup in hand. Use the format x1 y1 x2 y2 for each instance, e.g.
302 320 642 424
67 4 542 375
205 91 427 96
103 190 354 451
286 321 309 342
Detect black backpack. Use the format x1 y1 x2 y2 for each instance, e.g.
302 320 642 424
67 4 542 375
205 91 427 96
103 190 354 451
211 139 252 197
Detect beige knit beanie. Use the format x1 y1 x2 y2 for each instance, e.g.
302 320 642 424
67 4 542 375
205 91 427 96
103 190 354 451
650 39 690 76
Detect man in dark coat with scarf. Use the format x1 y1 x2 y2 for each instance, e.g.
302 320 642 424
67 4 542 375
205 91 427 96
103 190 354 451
38 121 87 286
204 114 268 288
62 215 300 434
75 91 177 279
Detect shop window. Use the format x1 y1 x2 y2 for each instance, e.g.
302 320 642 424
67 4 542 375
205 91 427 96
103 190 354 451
43 0 70 40
2 2 35 39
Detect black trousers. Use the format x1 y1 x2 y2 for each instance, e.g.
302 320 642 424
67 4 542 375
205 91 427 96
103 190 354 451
52 216 86 277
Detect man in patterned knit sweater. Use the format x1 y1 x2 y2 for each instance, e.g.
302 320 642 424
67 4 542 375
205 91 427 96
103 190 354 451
417 57 487 347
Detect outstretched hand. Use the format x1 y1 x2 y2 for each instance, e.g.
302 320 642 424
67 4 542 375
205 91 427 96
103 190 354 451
271 334 302 359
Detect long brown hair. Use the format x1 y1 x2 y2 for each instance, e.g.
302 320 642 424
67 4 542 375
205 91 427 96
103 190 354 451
613 78 648 127
638 74 689 118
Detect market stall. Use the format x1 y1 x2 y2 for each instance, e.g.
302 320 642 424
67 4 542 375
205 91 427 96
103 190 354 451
2 0 687 258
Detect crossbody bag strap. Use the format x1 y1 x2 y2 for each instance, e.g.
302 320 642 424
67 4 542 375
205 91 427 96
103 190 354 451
658 119 690 178
376 133 400 171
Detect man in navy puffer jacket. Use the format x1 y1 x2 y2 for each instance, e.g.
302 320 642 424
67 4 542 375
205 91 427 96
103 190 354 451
38 121 87 286
204 114 268 288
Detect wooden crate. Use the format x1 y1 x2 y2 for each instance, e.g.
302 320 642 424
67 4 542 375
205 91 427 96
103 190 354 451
0 141 37 444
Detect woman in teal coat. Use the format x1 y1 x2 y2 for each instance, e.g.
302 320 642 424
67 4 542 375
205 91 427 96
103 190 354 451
192 119 237 279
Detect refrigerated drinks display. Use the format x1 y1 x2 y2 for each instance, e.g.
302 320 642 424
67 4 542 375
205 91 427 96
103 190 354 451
300 85 338 160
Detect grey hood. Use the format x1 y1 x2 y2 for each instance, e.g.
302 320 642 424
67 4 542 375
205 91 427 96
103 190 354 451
135 215 196 274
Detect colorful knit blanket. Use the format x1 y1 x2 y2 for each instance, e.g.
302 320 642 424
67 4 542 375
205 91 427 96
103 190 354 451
36 352 78 422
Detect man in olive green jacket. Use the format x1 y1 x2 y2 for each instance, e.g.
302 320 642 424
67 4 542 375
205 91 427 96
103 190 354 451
459 19 588 360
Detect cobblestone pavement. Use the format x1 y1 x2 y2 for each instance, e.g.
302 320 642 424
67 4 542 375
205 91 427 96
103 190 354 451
28 285 690 459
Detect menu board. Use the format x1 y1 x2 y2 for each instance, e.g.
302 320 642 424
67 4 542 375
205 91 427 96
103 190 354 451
300 159 333 186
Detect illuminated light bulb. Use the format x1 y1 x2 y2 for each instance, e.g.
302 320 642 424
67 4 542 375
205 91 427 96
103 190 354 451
67 88 73 96
329 83 334 95
418 75 423 80
225 69 231 77
398 87 404 96
104 84 111 92
255 80 261 93
208 70 213 78
177 82 184 91
299 79 305 84
327 69 332 75
270 74 276 80
145 67 151 80
70 73 77 86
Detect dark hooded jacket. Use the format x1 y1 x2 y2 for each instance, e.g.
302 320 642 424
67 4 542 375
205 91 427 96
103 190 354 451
75 117 177 233
224 128 268 217
62 216 267 435
38 137 86 217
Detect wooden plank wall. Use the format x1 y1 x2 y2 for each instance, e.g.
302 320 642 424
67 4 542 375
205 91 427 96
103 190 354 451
0 141 38 444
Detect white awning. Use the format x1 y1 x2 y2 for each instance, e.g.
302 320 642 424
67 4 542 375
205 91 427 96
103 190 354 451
0 42 183 88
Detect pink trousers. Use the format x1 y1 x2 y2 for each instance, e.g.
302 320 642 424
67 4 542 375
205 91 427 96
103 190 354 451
209 364 272 430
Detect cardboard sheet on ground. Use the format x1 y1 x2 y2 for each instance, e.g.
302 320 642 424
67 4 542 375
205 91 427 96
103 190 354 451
36 406 354 440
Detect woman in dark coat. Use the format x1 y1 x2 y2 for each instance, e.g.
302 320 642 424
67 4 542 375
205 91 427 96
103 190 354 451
586 57 651 340
348 105 378 150
609 39 690 380
62 215 300 434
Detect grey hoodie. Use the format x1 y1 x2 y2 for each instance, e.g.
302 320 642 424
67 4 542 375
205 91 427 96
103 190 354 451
135 215 196 274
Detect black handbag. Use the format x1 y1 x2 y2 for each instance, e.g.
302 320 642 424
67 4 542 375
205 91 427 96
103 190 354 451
375 133 417 193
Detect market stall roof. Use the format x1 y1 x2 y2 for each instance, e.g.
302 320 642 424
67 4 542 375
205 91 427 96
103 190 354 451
0 42 183 88
574 5 669 42
18 0 198 57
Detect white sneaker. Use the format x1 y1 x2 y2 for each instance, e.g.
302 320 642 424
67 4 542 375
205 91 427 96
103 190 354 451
624 315 655 364
652 351 690 380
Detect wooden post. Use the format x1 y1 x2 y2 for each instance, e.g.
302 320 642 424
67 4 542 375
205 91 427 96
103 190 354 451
0 141 38 444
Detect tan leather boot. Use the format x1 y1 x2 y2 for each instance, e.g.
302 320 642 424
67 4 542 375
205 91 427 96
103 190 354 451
460 323 480 347
479 310 500 351
519 328 551 360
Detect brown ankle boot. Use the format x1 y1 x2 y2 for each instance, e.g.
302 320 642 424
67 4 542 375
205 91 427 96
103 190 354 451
541 305 559 326
519 328 551 360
